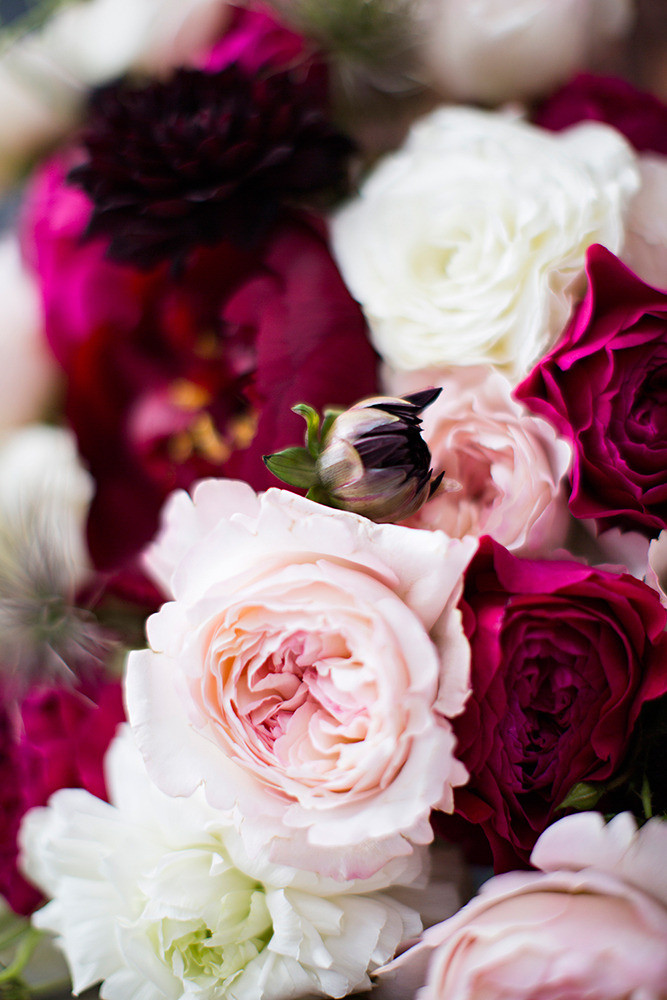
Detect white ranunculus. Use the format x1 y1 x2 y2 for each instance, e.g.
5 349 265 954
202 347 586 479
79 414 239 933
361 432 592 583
0 233 56 431
20 726 423 1000
0 0 230 188
126 479 475 880
332 107 639 381
417 0 634 104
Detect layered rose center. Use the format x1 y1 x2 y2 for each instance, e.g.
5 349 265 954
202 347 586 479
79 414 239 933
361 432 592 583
188 563 434 804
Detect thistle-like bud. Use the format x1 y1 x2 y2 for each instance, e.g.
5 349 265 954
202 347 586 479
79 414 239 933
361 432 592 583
264 388 444 522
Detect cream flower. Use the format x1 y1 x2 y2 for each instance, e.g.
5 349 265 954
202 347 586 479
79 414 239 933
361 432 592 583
387 366 572 553
126 480 475 878
332 106 639 380
0 233 56 431
418 0 634 104
375 812 667 1000
0 0 230 189
20 726 423 1000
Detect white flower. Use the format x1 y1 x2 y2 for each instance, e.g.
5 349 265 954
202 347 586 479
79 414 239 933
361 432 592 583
0 0 230 188
332 106 639 380
386 366 572 554
0 424 95 681
20 726 423 1000
622 154 667 291
126 480 475 879
417 0 634 104
0 233 56 431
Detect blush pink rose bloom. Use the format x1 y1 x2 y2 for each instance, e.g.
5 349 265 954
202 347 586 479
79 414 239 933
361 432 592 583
126 480 476 879
387 367 572 555
375 811 667 1000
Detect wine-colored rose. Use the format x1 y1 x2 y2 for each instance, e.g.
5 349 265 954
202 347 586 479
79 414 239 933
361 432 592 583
22 156 377 571
517 245 667 536
448 535 667 869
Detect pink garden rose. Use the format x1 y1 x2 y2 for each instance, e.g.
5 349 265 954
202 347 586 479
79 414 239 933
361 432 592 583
388 367 571 555
517 245 667 536
447 535 667 869
376 811 667 1000
21 156 377 573
0 677 124 915
126 479 475 879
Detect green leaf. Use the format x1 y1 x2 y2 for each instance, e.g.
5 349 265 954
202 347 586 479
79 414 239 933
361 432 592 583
321 407 344 445
305 484 333 506
291 404 321 458
263 448 318 488
556 782 603 813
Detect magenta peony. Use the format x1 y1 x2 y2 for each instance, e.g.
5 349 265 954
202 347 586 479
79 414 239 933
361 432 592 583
517 245 667 536
0 677 124 914
447 535 667 869
21 156 378 571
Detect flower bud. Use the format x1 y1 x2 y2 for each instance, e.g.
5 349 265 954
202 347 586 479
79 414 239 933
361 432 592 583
315 388 444 521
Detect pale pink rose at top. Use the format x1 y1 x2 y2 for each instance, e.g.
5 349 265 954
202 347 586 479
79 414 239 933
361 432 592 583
375 812 667 1000
386 366 572 555
418 0 634 105
126 479 476 879
0 234 57 431
623 155 667 291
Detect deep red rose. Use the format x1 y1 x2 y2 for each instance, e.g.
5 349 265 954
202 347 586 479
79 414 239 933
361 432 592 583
534 73 667 155
516 245 667 536
0 677 125 915
21 156 378 572
449 535 667 871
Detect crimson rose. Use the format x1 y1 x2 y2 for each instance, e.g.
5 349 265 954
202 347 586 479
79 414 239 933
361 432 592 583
534 73 667 155
516 245 667 536
448 535 667 870
21 157 377 571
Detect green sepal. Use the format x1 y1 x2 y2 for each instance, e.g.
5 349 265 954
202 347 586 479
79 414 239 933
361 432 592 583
320 407 344 446
305 484 332 506
263 448 318 488
292 404 321 458
556 781 603 813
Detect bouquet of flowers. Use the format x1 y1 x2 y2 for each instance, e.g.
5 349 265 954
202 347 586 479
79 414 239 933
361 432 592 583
0 0 666 998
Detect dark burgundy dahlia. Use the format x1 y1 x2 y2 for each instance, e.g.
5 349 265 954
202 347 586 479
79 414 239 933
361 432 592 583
68 65 355 269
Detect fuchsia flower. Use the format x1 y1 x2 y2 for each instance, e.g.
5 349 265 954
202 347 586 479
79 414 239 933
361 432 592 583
447 535 667 870
22 156 377 572
517 245 667 536
0 677 124 915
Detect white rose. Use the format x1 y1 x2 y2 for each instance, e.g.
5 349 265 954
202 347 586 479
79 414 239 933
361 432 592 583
0 0 230 188
622 154 667 291
126 479 475 879
20 726 423 1000
386 366 572 554
418 0 634 104
0 233 56 430
332 106 639 380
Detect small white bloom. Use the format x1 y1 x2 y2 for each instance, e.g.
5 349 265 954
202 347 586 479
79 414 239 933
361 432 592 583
0 424 95 682
20 726 422 1000
0 232 56 431
417 0 634 104
0 0 230 188
332 106 639 380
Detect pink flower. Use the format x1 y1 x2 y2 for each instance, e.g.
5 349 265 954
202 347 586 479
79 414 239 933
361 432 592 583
447 535 667 869
126 479 475 879
376 812 667 1000
387 367 571 555
21 156 377 572
516 245 667 536
0 677 124 915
